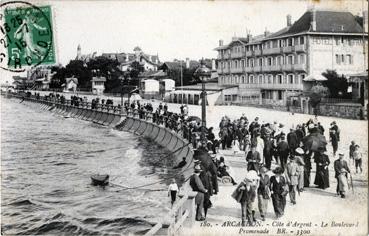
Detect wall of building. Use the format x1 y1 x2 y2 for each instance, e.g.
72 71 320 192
308 35 368 76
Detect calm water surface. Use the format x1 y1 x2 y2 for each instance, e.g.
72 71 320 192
1 97 183 235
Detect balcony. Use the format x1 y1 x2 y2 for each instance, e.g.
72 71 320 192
295 44 306 52
231 67 244 73
263 47 282 55
254 50 262 56
270 65 283 72
230 52 244 58
293 64 307 71
259 83 303 90
245 51 253 57
245 67 253 73
282 46 293 53
253 66 262 72
282 64 293 71
223 54 231 59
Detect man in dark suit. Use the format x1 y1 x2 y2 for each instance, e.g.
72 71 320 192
334 153 350 198
190 165 208 221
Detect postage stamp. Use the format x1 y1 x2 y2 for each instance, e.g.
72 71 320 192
0 1 55 72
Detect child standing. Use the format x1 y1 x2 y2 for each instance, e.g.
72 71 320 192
168 179 179 207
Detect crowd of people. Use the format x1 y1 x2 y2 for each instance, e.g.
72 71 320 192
186 114 363 225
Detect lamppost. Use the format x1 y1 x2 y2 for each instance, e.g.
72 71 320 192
194 60 211 148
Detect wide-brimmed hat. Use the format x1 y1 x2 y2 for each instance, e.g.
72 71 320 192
338 153 344 157
260 167 268 174
331 121 336 125
194 165 202 172
273 166 284 174
295 147 304 155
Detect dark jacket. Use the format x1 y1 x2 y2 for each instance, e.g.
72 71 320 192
270 175 287 195
190 173 207 193
258 174 271 199
334 159 350 178
232 182 256 204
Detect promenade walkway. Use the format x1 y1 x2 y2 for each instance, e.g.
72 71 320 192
28 91 368 235
185 148 368 236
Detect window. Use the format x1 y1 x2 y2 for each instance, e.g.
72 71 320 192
235 60 238 68
299 54 305 64
277 74 283 84
341 55 345 64
287 55 294 65
347 55 353 64
268 57 272 66
278 91 283 100
258 75 263 84
250 75 254 84
300 36 305 45
287 74 294 84
336 54 341 64
287 38 293 46
241 60 245 68
272 40 278 48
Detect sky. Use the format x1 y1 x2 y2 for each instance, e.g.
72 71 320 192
0 0 367 80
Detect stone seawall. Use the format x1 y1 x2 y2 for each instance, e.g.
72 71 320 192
4 93 194 163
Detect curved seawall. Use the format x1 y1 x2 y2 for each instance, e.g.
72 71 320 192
4 93 193 162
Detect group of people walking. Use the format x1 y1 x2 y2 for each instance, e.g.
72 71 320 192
186 113 363 226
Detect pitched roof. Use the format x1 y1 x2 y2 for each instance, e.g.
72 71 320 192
285 10 364 35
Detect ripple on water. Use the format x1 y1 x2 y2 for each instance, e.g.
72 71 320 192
1 99 179 235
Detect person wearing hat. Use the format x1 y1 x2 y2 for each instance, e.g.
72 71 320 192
276 134 289 171
329 121 340 156
349 141 356 165
286 154 299 205
232 176 257 226
257 167 270 221
199 166 213 218
209 154 219 195
313 147 330 189
218 162 237 185
189 165 207 221
263 133 275 170
287 128 299 154
294 148 306 192
246 145 261 172
270 167 288 218
334 153 351 198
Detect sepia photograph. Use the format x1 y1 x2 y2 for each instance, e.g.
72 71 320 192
0 0 368 235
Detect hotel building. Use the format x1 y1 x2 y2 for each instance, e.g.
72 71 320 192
215 10 368 107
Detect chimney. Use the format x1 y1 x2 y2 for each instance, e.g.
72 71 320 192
364 11 368 33
264 28 270 37
211 59 216 71
311 10 316 31
219 40 223 46
287 14 292 27
186 58 190 69
247 33 252 42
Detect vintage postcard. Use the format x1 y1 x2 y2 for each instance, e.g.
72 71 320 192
0 0 368 235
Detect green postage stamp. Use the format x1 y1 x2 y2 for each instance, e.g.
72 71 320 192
0 1 55 72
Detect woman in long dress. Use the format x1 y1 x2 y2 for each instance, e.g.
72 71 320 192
313 150 330 189
270 166 288 218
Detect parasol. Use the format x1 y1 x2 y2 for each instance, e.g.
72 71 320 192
302 132 327 152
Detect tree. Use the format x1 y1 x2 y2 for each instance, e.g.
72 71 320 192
65 60 92 89
86 56 123 93
322 70 350 98
50 66 66 89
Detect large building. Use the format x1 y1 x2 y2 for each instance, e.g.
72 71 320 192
102 46 161 72
215 9 368 107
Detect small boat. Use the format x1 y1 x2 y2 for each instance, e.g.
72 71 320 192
91 174 109 186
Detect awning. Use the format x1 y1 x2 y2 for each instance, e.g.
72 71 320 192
303 74 327 82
